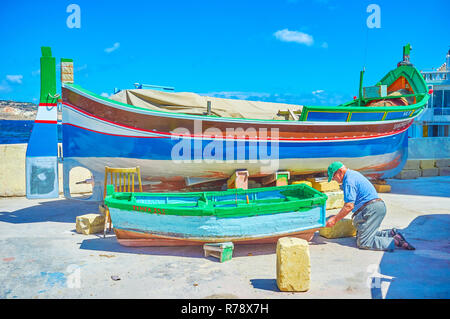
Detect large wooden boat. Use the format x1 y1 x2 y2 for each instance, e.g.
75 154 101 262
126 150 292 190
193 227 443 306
25 44 430 200
104 183 327 246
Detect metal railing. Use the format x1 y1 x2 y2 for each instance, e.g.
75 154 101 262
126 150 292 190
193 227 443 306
422 70 450 82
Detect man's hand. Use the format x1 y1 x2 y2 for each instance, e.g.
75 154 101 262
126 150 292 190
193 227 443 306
325 215 338 228
325 202 354 228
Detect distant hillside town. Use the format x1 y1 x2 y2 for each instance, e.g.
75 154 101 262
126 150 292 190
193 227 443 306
0 100 37 120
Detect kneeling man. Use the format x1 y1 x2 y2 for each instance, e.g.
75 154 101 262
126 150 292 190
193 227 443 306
325 162 414 251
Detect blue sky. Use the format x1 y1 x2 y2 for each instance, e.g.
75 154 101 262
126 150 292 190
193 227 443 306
0 0 448 105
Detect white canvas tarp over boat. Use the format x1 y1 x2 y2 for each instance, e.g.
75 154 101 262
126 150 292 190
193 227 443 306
109 89 303 120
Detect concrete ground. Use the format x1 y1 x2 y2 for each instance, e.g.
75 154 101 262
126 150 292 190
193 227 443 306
0 176 449 299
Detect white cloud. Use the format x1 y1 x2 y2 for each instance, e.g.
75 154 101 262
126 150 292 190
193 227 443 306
104 42 120 53
200 91 271 100
274 29 314 46
200 90 346 106
100 92 111 98
6 74 23 84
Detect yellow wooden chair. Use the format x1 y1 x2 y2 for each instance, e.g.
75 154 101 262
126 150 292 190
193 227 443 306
103 166 143 237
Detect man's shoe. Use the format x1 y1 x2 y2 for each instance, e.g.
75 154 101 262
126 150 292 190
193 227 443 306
393 234 415 250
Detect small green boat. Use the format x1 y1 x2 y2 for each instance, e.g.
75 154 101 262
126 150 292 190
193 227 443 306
104 183 327 246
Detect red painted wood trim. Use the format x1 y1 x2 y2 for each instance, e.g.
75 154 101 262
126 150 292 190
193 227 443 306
34 120 58 124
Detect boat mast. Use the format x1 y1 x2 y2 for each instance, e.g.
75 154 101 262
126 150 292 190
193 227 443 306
398 43 413 67
133 83 175 91
358 68 365 106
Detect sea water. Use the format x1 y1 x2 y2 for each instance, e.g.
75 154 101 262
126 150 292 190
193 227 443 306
0 120 62 144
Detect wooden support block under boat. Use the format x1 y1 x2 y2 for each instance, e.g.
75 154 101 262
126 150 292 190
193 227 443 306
227 169 249 189
307 177 340 192
261 171 291 187
276 171 290 187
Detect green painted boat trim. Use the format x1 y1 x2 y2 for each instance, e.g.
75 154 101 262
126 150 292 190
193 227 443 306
104 184 328 219
40 46 57 105
299 65 429 121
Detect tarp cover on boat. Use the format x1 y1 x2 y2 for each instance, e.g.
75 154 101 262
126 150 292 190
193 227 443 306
109 89 302 120
366 89 414 107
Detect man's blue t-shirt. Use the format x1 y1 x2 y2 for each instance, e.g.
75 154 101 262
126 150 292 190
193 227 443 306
342 169 379 212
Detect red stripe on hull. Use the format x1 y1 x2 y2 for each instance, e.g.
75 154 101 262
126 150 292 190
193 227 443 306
34 120 58 124
63 101 412 141
64 122 165 139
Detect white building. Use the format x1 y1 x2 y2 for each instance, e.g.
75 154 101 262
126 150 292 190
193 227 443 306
409 49 450 138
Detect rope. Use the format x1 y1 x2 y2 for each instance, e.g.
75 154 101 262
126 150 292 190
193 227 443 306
362 19 370 71
48 93 60 99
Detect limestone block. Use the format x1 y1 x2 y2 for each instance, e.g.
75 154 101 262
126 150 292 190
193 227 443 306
0 144 27 196
419 160 436 169
403 160 420 170
394 170 420 180
436 159 450 168
373 183 391 193
276 237 310 292
0 142 92 197
76 214 105 235
421 168 439 177
439 167 450 176
325 190 344 210
319 218 356 239
291 181 313 187
307 177 340 192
